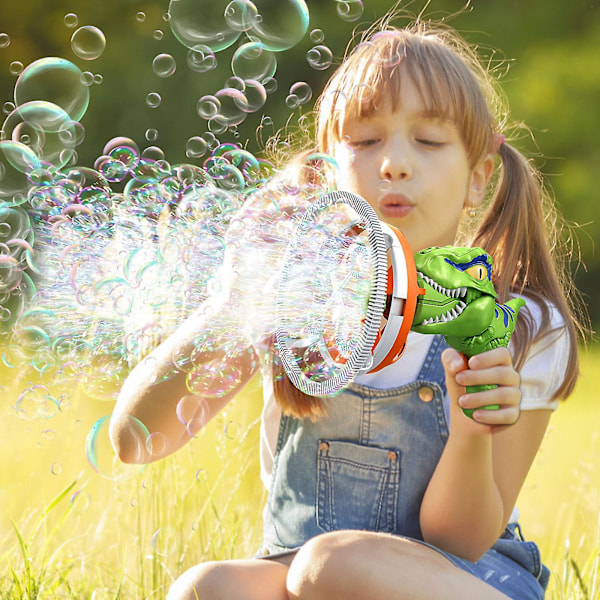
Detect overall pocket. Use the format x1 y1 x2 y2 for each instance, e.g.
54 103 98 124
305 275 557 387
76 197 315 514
316 439 400 533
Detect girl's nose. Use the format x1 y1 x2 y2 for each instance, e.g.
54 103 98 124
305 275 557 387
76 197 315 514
379 143 412 181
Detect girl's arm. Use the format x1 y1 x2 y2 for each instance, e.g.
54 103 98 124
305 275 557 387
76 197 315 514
419 347 551 562
109 304 259 465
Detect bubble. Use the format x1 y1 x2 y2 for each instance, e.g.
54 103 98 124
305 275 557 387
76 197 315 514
15 385 59 420
152 53 176 78
0 140 41 202
153 29 164 40
168 0 241 52
231 41 277 82
51 462 63 475
310 28 324 43
64 13 78 28
0 255 22 294
176 394 209 436
0 33 10 48
70 26 106 61
223 420 239 439
248 0 309 51
70 490 91 512
214 87 248 126
9 61 24 76
197 95 221 119
146 93 162 109
263 77 277 94
85 415 150 480
136 11 146 22
186 45 217 73
151 526 179 556
289 81 312 105
307 45 333 70
186 136 208 158
224 0 259 31
93 73 103 85
335 0 364 22
3 101 15 115
80 71 94 86
2 100 80 167
242 79 267 112
146 431 170 457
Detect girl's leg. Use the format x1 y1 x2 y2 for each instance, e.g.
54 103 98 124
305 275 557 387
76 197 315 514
167 558 289 600
286 530 512 600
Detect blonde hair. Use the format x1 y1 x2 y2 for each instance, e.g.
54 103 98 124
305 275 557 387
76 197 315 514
270 19 589 420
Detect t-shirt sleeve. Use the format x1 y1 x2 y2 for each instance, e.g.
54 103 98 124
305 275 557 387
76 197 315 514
512 298 570 411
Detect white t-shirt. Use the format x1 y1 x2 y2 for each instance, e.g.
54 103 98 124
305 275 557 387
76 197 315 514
259 297 569 492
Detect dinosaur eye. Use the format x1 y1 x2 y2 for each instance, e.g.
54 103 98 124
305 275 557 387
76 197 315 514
466 264 489 280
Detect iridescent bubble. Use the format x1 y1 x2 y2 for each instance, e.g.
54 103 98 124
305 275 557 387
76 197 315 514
214 87 248 126
15 385 59 420
186 45 217 73
0 140 41 202
231 41 276 82
186 136 208 158
152 53 176 78
263 77 277 94
85 415 150 480
64 13 78 28
223 420 240 439
146 431 170 457
104 137 140 170
168 0 241 52
248 0 309 51
70 26 106 61
80 71 94 86
289 81 312 105
9 62 24 76
70 490 91 513
197 95 221 119
335 0 364 22
145 128 159 142
0 255 22 293
151 526 179 556
176 394 209 436
3 101 15 114
242 79 267 112
2 100 79 167
224 0 259 32
146 93 162 108
310 28 324 43
307 45 333 70
141 146 165 161
0 33 10 48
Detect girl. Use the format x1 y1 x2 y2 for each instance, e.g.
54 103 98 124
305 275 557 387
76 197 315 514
110 16 587 600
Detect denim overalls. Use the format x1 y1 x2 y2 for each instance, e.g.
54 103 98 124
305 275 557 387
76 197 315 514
259 335 550 600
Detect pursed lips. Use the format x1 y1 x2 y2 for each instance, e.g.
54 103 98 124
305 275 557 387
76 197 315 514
378 192 416 218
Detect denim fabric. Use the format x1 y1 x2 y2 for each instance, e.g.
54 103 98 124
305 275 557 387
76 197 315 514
259 335 549 599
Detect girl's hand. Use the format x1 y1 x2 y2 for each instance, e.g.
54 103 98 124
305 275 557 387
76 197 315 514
442 347 521 430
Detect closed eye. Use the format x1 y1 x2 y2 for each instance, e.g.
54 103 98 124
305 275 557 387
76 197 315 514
349 138 380 148
416 138 445 147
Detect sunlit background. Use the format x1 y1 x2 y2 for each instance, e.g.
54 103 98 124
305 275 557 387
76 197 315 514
0 1 598 598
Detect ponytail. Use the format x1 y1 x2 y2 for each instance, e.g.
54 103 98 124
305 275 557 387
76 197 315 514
471 141 587 400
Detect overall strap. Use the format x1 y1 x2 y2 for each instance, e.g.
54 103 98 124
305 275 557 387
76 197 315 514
416 335 449 395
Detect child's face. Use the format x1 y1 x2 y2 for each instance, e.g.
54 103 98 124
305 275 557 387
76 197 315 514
332 76 490 252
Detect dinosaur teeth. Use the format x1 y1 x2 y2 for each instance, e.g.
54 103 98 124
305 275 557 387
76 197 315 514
417 272 468 300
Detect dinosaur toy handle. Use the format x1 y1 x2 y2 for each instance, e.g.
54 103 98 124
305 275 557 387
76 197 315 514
410 246 526 420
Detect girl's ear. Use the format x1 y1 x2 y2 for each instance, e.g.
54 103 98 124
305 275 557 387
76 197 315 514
466 154 494 209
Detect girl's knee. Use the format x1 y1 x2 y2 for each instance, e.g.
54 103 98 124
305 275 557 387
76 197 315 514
286 531 364 599
166 561 229 600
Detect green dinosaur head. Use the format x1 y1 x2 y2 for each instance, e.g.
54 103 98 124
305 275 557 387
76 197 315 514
411 246 497 336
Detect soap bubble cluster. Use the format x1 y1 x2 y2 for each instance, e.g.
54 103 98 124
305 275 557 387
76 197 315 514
0 1 380 483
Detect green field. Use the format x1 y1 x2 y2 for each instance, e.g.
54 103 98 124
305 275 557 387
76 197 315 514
1 347 599 599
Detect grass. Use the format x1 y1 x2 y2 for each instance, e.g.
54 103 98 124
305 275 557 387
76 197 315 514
1 347 599 598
